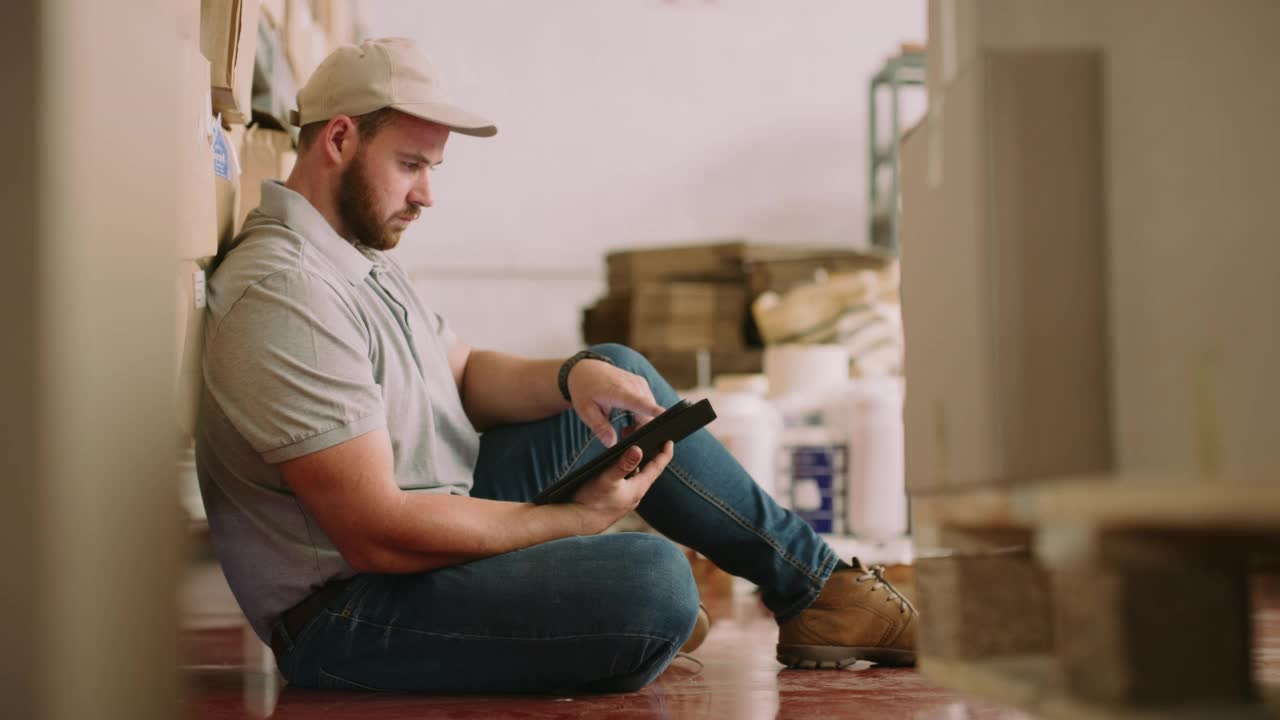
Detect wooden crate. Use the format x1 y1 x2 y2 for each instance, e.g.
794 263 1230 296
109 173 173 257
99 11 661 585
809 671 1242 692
911 477 1280 719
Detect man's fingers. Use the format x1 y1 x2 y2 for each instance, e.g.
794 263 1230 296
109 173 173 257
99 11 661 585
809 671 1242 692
617 445 643 474
604 380 666 423
637 398 668 422
628 441 674 494
577 402 618 448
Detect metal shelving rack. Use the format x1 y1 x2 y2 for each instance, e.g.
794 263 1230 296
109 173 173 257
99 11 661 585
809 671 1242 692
867 48 926 254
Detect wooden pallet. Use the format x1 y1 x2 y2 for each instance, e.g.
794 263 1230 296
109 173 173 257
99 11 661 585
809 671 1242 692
910 476 1280 719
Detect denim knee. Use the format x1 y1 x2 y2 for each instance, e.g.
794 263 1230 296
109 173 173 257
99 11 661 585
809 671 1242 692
606 533 700 646
587 343 653 378
587 534 700 692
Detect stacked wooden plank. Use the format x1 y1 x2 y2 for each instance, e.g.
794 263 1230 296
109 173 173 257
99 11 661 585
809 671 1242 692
900 2 1280 718
582 242 889 388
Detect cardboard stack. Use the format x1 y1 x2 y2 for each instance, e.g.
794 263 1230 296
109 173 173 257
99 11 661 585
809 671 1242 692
237 126 297 228
900 2 1280 712
902 0 1280 494
200 0 260 124
176 40 221 439
899 51 1111 494
186 0 362 437
283 0 362 86
583 242 889 388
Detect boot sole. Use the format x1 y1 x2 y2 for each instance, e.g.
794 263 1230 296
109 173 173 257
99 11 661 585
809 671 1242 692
776 643 916 669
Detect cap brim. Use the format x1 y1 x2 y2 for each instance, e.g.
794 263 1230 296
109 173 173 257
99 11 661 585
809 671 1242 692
392 101 497 137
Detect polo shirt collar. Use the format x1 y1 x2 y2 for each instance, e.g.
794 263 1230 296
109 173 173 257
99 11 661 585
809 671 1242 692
259 180 375 285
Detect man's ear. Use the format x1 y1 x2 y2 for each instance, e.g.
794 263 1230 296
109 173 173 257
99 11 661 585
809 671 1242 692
323 116 358 165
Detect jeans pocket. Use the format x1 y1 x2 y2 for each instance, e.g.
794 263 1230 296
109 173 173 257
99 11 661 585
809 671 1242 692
316 665 387 692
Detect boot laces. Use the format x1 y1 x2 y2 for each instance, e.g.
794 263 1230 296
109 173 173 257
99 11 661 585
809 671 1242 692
855 563 916 615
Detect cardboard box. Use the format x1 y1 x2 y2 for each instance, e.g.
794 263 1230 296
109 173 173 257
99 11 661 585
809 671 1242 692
926 0 1110 100
1100 2 1280 482
285 0 318 82
924 2 1280 483
311 0 354 48
582 284 746 352
631 283 746 352
200 0 261 125
237 127 296 228
213 124 242 250
640 348 764 392
900 51 1111 492
607 242 885 295
582 296 631 347
260 0 285 28
175 259 209 438
178 44 219 260
606 242 750 292
249 20 298 130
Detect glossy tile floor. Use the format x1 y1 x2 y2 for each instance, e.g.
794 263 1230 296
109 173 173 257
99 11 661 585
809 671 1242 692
184 576 1279 720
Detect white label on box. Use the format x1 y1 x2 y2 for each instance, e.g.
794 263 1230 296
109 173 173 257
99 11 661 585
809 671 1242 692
192 270 207 310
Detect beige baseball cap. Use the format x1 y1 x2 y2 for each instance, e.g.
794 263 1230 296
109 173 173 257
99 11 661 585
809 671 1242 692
289 37 497 137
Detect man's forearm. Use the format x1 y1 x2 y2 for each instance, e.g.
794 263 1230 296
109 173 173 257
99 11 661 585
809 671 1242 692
356 491 589 574
459 350 569 429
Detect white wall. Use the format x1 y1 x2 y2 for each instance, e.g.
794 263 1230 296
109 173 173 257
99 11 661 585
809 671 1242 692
367 0 926 357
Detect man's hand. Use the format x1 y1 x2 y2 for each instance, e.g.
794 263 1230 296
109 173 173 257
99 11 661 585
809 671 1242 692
569 441 674 534
568 359 666 447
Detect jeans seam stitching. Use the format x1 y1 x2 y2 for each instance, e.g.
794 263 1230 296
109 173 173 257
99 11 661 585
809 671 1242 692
775 553 838 621
328 610 681 644
336 576 371 618
665 460 828 585
552 409 629 481
317 665 385 692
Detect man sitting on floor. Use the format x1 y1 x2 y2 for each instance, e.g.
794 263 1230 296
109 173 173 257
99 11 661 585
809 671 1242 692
197 37 916 693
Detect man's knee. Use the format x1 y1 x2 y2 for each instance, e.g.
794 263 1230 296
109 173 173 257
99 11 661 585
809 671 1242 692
607 534 700 643
587 343 652 377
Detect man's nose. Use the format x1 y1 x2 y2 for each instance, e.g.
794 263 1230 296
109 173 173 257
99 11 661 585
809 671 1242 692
408 172 432 208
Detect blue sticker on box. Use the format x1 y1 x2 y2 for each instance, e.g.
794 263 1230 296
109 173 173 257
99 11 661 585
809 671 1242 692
213 127 232 180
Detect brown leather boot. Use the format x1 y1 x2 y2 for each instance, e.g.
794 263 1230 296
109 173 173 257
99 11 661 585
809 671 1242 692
777 559 918 668
680 603 711 653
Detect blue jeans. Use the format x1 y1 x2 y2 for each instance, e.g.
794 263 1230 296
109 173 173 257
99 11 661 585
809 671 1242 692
272 344 838 693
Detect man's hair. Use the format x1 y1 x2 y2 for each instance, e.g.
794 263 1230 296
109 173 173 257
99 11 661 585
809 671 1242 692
296 107 399 153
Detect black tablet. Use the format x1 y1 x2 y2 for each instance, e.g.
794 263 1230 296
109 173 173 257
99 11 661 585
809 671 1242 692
531 398 717 505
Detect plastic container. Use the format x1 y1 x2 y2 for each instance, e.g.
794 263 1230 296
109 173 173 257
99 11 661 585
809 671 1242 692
763 344 849 398
691 388 783 501
823 378 907 540
777 424 847 534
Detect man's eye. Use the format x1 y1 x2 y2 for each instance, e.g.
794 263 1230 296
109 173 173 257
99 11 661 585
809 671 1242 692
402 162 422 171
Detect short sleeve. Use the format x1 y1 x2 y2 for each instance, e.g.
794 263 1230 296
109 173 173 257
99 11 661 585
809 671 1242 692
204 270 386 463
431 310 457 350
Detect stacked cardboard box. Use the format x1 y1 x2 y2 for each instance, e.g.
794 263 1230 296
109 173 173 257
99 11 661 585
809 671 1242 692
584 242 889 388
900 51 1111 493
901 3 1280 711
237 126 297 228
200 0 260 124
904 0 1280 492
187 0 354 437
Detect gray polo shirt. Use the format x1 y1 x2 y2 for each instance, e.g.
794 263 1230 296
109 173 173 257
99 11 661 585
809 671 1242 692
196 180 480 642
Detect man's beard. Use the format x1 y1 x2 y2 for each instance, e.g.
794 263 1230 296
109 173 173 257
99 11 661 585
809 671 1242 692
337 152 404 251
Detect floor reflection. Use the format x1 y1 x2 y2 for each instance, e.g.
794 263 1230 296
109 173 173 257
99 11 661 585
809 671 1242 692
184 577 1280 719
